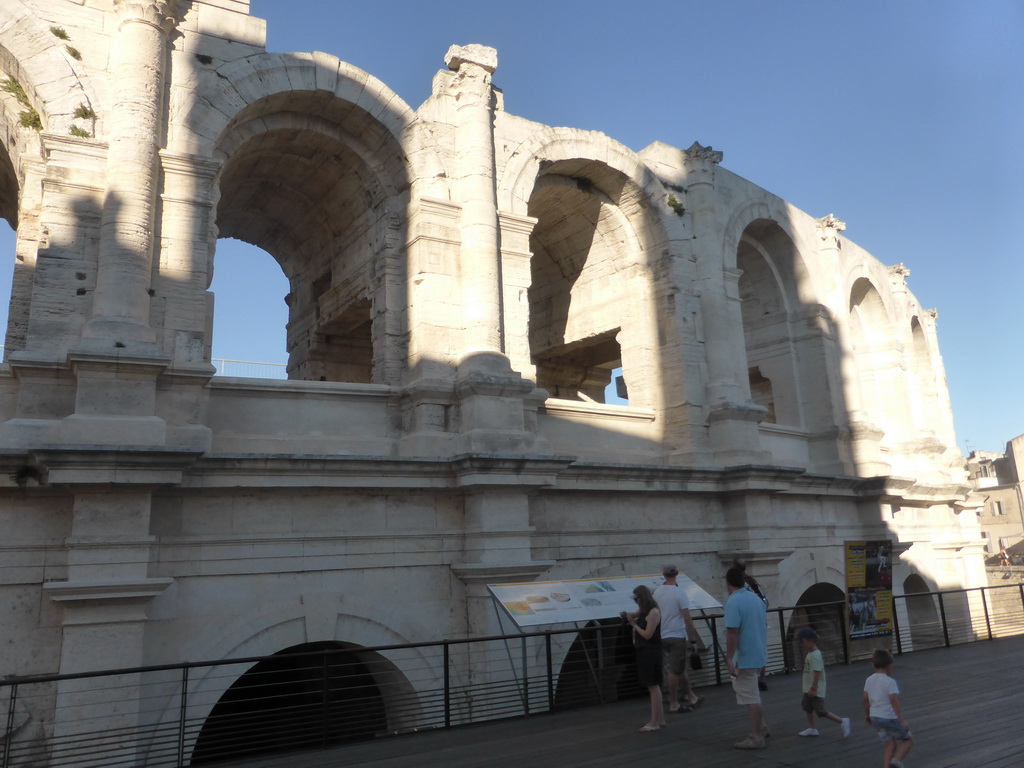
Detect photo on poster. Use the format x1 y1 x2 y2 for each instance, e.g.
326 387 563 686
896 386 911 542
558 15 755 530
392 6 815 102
845 540 893 639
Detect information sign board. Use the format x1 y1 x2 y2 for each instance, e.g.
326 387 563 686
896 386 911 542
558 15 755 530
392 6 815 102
488 573 722 629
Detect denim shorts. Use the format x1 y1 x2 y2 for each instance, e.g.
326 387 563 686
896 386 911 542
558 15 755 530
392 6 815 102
871 717 911 742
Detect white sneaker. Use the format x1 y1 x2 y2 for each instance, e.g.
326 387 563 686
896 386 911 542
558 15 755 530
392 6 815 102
798 728 819 737
841 717 851 738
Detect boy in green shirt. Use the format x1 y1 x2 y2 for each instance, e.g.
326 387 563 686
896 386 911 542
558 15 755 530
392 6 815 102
797 627 851 737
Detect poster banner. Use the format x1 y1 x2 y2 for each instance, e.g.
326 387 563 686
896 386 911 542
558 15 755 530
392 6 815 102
845 540 894 639
488 574 722 629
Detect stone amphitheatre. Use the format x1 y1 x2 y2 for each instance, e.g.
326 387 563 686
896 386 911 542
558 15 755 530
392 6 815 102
0 0 983 760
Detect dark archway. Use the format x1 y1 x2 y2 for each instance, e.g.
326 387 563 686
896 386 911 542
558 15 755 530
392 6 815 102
785 582 846 670
903 573 942 649
190 642 387 764
553 619 641 710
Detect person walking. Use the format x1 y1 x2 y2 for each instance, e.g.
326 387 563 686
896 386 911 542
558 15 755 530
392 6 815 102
725 566 769 750
796 627 851 738
863 648 913 768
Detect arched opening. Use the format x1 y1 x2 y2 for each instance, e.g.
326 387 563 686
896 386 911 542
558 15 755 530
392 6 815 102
190 642 388 764
903 573 942 649
526 164 649 405
209 238 288 378
553 619 640 710
736 220 807 429
0 131 17 356
849 277 906 446
909 317 942 441
786 582 846 670
213 91 407 384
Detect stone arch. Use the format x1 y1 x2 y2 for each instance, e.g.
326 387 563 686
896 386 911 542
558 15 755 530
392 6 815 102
209 78 413 384
848 277 909 447
902 572 942 649
498 127 672 410
786 581 847 668
734 218 811 429
725 212 844 466
907 315 944 442
191 52 417 166
151 595 440 765
188 640 392 763
0 1 98 141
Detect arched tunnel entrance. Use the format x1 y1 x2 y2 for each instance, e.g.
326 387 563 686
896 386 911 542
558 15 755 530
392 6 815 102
785 582 847 670
553 620 642 709
190 642 387 764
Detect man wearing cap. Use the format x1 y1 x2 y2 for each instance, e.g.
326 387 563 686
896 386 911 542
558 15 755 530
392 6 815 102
653 565 704 713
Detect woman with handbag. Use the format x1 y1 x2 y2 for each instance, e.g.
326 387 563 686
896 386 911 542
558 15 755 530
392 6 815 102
621 585 665 732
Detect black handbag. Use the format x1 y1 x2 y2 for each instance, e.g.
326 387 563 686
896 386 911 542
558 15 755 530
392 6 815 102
689 651 703 670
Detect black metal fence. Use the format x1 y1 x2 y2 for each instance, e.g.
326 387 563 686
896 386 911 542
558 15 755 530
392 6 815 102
3 578 1023 767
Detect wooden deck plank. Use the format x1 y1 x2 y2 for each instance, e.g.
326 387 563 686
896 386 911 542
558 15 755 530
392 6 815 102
224 635 1024 768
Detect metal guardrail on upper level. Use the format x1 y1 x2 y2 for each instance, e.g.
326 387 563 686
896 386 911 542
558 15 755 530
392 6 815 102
0 348 287 380
210 358 287 379
3 581 1024 767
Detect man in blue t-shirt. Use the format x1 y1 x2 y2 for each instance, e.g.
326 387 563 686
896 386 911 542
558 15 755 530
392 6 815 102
725 566 769 750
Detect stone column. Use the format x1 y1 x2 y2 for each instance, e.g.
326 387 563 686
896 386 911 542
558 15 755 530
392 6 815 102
155 151 220 367
35 447 198 759
497 211 539 379
444 44 502 354
81 0 177 348
683 142 768 464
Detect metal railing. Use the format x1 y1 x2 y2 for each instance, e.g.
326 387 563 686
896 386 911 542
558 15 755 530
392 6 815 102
210 358 286 379
0 349 285 380
4 580 1024 767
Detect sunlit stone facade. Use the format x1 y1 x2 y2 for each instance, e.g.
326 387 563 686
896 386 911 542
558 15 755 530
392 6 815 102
0 0 982 757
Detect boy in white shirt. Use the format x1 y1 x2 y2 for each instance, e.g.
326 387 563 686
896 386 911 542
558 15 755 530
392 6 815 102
797 627 851 737
863 648 913 768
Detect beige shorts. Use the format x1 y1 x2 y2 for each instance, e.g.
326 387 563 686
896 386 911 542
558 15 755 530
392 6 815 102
732 668 761 705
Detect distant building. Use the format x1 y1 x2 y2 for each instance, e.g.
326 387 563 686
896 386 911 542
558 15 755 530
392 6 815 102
966 437 1024 558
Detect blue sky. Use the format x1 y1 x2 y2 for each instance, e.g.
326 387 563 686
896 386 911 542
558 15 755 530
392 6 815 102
2 1 1021 454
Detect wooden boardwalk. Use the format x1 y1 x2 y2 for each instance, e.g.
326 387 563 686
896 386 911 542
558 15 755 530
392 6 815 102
225 634 1024 768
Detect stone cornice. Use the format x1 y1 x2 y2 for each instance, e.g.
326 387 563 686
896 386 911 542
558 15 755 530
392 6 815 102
29 445 203 487
450 561 555 586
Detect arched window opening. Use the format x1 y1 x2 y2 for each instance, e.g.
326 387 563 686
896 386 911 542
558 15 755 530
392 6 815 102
0 222 13 356
748 367 776 424
737 222 806 429
210 238 288 378
0 136 18 357
526 165 641 405
213 92 405 385
190 642 387 764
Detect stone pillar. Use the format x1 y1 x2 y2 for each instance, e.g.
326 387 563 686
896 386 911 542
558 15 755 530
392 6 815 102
156 151 221 367
450 456 568 635
81 0 177 348
497 211 539 379
35 447 197 757
684 143 768 465
444 44 502 354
